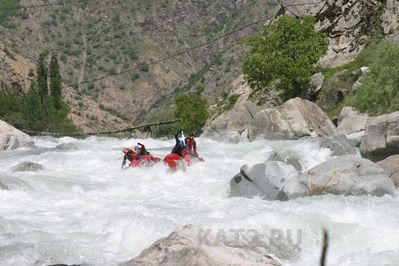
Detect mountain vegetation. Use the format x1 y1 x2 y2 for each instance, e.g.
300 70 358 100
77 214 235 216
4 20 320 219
0 52 76 132
242 15 328 102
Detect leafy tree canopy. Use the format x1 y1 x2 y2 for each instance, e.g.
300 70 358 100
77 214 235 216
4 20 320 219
242 15 327 101
175 86 209 132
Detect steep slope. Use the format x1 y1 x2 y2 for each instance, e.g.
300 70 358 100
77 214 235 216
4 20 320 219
1 0 277 127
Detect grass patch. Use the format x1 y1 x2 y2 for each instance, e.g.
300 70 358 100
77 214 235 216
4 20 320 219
0 0 20 25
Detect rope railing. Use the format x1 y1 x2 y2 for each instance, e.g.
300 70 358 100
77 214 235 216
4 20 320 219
21 119 181 137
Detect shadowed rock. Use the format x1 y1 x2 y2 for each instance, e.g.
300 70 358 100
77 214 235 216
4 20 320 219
360 111 399 161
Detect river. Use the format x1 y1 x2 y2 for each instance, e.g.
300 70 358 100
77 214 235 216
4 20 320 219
0 136 398 265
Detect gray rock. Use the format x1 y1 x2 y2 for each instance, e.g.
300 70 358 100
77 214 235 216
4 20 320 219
346 131 365 148
360 111 399 161
377 155 399 186
12 161 43 172
381 0 399 35
249 98 336 140
120 224 293 266
230 161 306 201
269 150 303 171
299 155 396 196
308 72 324 96
336 107 368 135
0 120 33 151
201 76 265 142
319 135 356 156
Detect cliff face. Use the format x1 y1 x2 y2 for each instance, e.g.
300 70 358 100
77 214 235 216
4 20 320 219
281 0 391 67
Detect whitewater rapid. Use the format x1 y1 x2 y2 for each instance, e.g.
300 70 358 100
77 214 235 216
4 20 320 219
0 136 398 266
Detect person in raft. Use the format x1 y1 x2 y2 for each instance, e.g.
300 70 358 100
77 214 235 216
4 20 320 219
164 129 189 170
136 143 150 156
184 131 198 158
121 147 139 168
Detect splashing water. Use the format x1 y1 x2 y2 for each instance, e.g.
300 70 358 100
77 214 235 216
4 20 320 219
0 136 398 266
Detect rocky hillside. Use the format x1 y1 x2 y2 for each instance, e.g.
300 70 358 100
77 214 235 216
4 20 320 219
0 0 277 127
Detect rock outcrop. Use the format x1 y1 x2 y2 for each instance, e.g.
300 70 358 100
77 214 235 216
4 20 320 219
336 107 368 135
377 155 399 186
249 98 336 140
360 111 399 161
381 0 399 36
282 0 381 67
120 224 288 266
12 161 43 172
0 120 33 151
299 155 396 196
202 77 264 142
230 161 306 200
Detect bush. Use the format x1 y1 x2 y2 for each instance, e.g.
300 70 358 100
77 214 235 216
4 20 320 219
242 15 327 101
175 86 209 131
345 40 399 115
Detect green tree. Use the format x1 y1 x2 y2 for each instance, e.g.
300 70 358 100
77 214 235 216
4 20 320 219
242 15 327 101
49 54 62 110
175 86 209 131
346 40 399 115
37 53 48 102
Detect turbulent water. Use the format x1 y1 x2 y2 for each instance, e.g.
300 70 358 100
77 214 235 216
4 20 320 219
0 136 398 266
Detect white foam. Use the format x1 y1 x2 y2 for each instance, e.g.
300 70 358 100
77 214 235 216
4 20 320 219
0 136 397 266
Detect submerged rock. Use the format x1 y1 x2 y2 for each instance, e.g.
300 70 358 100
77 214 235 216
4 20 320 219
319 135 356 156
377 155 399 186
299 155 396 196
55 142 78 150
249 98 336 140
0 182 8 190
0 120 33 151
360 111 399 161
120 224 298 266
229 161 306 201
12 161 43 172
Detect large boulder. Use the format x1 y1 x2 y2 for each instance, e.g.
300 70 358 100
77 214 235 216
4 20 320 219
229 161 306 201
299 155 396 196
249 98 336 140
319 135 356 156
0 120 33 151
377 155 399 186
12 161 43 172
336 107 368 135
120 225 285 266
360 111 399 161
